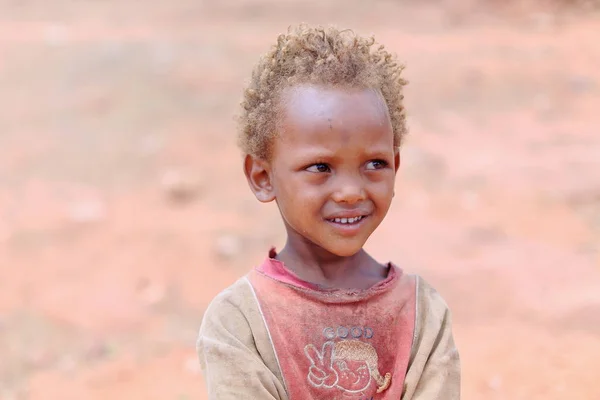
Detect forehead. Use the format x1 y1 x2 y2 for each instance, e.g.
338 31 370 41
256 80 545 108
277 84 393 149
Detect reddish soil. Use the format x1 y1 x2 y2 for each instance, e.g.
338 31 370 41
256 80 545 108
1 1 599 399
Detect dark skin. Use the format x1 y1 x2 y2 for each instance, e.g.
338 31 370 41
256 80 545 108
244 84 400 290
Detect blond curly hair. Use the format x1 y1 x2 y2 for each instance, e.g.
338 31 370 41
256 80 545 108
238 24 408 160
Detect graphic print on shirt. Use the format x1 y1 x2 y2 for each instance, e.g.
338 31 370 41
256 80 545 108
304 326 391 396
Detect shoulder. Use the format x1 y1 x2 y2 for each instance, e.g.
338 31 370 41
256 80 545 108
200 275 257 333
411 275 454 345
204 276 254 310
414 275 452 323
402 275 461 398
388 266 450 310
197 275 263 362
389 270 452 339
197 275 289 398
408 275 457 361
199 273 278 351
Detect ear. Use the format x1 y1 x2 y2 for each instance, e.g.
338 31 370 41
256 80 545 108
244 154 276 203
394 147 401 173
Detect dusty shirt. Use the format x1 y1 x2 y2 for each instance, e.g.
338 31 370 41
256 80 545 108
197 253 461 399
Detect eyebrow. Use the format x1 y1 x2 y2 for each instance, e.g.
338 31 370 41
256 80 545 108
363 148 395 158
291 147 394 163
291 148 337 163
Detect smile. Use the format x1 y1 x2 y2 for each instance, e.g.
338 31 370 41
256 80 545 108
327 215 367 225
327 216 365 224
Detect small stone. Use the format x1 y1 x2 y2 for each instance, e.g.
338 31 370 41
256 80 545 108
66 198 107 224
530 12 555 31
461 191 480 211
487 374 502 391
160 169 200 203
152 43 176 71
533 94 553 117
137 279 166 306
568 75 595 94
43 24 69 46
215 234 242 260
84 340 110 361
463 68 484 87
57 354 78 372
468 226 506 244
25 348 53 369
183 355 201 375
139 135 164 156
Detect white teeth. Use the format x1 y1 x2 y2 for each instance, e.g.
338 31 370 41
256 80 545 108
331 216 363 224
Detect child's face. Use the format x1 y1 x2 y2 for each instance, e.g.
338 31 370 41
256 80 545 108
245 84 399 257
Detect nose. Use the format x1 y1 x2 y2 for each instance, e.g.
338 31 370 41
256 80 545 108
331 175 366 204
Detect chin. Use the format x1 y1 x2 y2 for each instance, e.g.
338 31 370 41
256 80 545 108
323 242 365 257
332 249 362 257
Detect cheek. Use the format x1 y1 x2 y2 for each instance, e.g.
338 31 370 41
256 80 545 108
276 176 324 204
370 178 395 202
274 179 318 220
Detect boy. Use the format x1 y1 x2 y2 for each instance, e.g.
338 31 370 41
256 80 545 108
197 24 460 399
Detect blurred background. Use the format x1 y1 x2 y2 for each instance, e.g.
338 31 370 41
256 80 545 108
1 0 599 399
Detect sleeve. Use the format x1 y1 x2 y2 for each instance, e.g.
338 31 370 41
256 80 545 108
196 283 287 400
402 277 461 400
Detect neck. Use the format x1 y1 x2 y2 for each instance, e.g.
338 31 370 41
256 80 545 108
276 236 379 289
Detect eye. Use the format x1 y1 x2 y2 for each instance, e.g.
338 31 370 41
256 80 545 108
306 163 331 173
365 159 388 170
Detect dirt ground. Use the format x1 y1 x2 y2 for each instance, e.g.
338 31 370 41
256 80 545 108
0 1 599 399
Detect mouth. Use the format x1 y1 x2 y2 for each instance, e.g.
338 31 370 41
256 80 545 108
326 215 367 225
